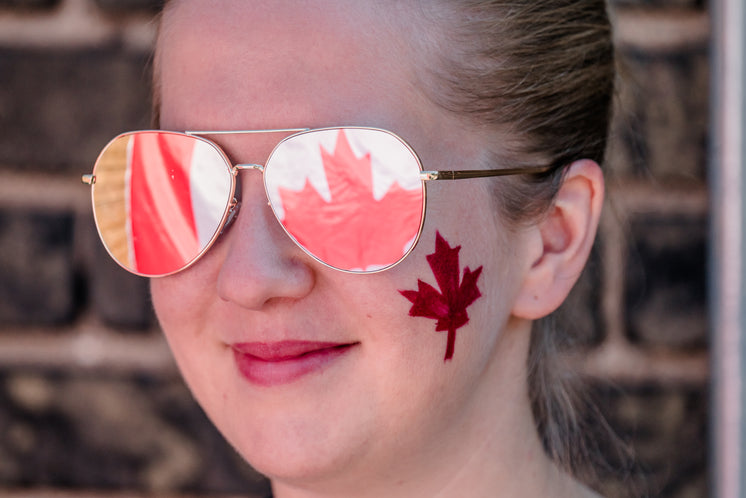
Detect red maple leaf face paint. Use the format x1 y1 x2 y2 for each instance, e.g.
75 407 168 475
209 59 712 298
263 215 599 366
274 129 424 271
399 231 483 361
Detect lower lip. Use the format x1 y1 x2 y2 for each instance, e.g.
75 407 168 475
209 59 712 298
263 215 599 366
231 342 355 387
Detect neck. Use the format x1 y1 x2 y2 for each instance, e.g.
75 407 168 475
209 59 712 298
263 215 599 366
271 318 591 498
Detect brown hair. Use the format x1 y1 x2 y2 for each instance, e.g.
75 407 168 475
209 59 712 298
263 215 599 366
413 0 615 221
410 0 620 488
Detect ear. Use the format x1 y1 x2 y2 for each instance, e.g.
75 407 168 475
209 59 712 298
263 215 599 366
511 159 604 319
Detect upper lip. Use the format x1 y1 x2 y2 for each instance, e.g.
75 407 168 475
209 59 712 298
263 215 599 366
231 340 355 361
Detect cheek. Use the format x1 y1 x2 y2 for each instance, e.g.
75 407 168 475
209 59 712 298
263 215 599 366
150 272 211 352
150 246 222 326
398 231 485 362
394 177 519 363
151 277 189 362
151 276 188 328
150 274 226 407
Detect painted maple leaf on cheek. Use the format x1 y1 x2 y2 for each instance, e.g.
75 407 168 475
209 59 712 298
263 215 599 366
276 130 423 271
399 231 483 361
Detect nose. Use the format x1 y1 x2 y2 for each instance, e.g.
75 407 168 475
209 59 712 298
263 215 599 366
215 170 315 309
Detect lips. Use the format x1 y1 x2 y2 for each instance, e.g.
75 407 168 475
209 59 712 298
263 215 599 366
231 340 356 387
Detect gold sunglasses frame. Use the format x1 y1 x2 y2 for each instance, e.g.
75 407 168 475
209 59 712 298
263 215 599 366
83 126 554 277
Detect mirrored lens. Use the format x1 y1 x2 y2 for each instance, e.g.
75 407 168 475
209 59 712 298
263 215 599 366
264 127 425 272
91 131 234 276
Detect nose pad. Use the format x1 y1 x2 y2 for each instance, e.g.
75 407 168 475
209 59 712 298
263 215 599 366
218 170 247 237
220 196 241 236
219 171 277 239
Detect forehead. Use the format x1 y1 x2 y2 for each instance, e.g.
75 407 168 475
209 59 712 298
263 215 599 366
157 0 427 131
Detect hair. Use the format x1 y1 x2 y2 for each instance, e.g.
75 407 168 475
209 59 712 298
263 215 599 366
406 0 621 490
408 0 615 221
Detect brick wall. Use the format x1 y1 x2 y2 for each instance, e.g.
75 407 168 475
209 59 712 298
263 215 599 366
0 1 710 497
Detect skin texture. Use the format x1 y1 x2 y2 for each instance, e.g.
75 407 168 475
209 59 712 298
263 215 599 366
151 2 604 497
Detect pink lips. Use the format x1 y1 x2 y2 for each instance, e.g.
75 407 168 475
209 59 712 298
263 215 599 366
231 340 356 387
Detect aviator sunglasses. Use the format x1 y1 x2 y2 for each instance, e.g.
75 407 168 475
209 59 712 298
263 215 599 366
83 127 552 276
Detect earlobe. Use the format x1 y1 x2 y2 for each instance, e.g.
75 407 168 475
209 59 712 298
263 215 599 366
512 159 604 319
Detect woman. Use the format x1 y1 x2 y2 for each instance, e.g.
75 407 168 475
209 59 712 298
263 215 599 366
86 0 615 496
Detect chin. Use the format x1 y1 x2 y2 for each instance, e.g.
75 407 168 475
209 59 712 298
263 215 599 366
214 400 374 486
232 434 362 488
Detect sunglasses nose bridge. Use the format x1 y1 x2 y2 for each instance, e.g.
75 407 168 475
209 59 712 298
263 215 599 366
234 163 265 173
232 162 268 206
217 163 267 238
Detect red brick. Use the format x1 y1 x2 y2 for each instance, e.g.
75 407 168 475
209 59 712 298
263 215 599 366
90 235 154 330
0 47 152 174
0 368 269 495
624 212 707 348
94 0 163 15
0 208 76 326
590 382 707 497
608 43 709 182
0 0 59 10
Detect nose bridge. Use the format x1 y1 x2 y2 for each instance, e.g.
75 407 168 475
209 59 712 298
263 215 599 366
216 162 315 308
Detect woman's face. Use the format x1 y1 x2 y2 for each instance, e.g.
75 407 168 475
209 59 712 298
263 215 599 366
153 0 536 486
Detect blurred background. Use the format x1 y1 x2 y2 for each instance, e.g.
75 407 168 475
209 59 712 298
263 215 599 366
0 0 710 496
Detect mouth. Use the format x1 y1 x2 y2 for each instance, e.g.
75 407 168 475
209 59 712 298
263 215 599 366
231 340 358 387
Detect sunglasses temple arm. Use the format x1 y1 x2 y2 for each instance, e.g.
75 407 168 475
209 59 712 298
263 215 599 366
420 165 554 181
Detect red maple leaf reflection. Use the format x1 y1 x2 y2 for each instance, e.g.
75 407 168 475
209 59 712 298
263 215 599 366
277 130 423 271
399 231 483 361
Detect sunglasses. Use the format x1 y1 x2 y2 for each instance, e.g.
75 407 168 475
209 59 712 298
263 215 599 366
83 127 551 277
